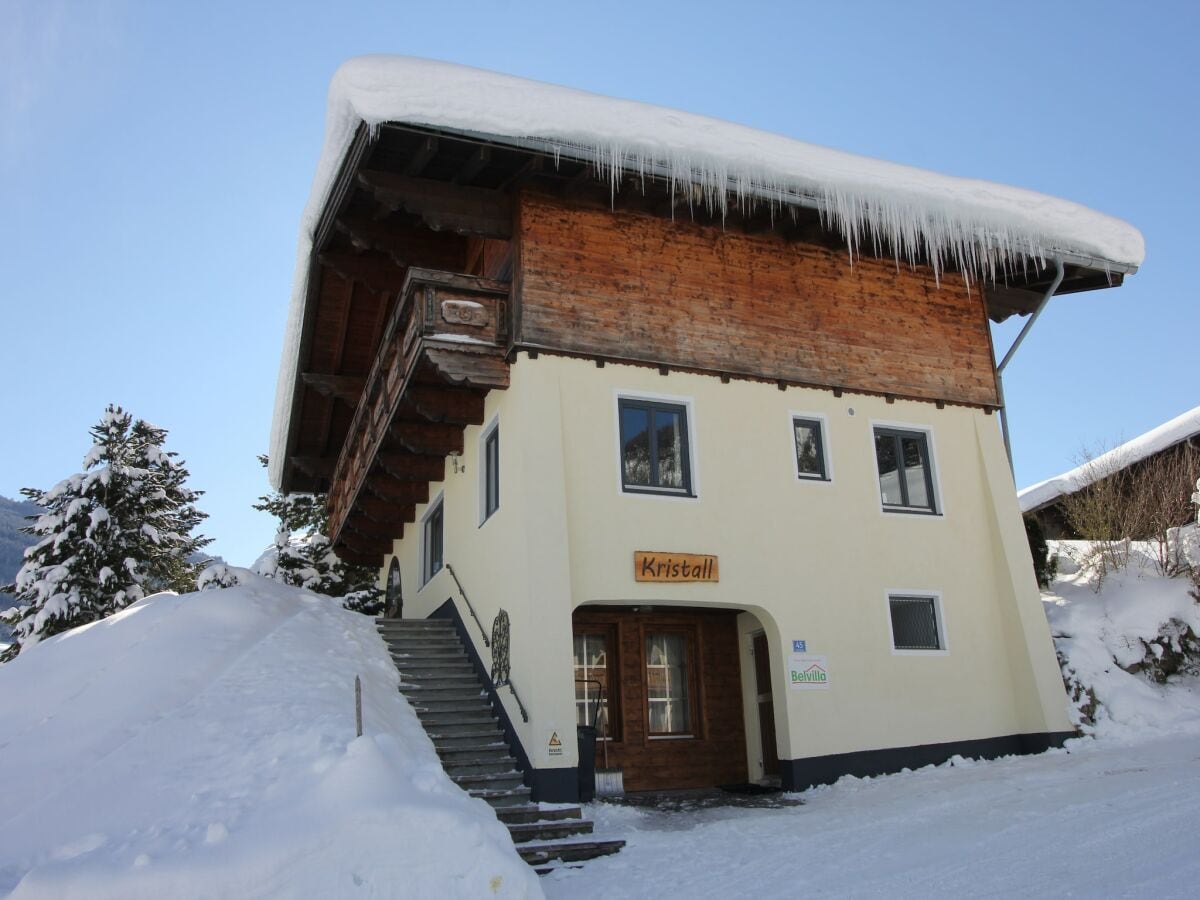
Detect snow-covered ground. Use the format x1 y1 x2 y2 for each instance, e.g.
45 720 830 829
0 576 539 899
545 733 1200 899
2 552 1196 898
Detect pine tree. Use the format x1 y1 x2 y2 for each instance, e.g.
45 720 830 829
1 406 211 659
251 456 383 615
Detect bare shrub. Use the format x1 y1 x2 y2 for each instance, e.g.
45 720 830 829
1061 443 1200 580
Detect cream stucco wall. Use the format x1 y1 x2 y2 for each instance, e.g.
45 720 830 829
384 352 1071 774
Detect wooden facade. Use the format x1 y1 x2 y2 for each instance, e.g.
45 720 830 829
573 606 748 792
516 191 999 408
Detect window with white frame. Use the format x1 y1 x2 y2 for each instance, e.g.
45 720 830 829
481 420 499 523
874 426 937 513
888 594 944 651
421 496 444 585
792 416 829 480
618 397 694 496
645 632 693 736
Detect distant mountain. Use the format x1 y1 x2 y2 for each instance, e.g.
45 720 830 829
1 495 40 595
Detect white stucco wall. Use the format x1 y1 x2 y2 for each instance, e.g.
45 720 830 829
385 352 1072 774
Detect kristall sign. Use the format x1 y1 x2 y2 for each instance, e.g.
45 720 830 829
788 654 830 690
634 551 719 583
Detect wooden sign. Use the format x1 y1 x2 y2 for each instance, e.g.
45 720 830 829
634 551 719 583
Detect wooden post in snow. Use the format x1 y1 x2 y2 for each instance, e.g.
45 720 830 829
355 675 363 738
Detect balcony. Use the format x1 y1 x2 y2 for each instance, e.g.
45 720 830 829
328 268 509 563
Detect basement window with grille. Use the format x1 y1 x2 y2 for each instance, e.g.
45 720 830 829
887 593 947 654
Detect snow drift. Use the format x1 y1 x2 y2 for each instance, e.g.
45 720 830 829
0 577 541 899
1043 540 1200 738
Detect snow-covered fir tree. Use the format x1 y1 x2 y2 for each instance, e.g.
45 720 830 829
251 456 383 615
1 406 210 660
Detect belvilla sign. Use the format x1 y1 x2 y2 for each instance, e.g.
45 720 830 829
634 551 719 583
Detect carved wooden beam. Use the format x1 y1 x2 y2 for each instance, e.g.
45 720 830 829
398 386 486 426
332 216 466 271
302 372 366 405
357 171 512 239
386 421 466 456
357 494 416 525
334 544 382 567
365 476 431 506
376 452 447 483
318 251 407 293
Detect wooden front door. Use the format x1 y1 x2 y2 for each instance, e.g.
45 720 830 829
573 606 748 791
753 632 779 777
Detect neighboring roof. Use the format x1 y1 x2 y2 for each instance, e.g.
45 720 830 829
1019 406 1200 513
270 55 1146 490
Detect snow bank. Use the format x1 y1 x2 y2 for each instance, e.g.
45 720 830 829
0 577 540 899
1043 541 1200 739
1019 404 1200 513
268 55 1144 488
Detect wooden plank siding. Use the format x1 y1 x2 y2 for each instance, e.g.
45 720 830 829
574 607 748 792
516 191 999 408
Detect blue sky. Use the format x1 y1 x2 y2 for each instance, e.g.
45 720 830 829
2 0 1195 565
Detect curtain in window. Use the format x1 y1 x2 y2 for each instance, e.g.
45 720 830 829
645 633 690 733
573 633 610 728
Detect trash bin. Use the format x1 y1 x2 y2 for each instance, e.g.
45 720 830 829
576 724 597 802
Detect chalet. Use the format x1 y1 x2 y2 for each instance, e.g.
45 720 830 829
270 57 1143 807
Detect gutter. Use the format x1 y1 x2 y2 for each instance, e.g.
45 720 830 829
995 257 1066 479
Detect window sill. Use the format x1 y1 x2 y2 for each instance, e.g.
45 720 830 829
891 648 949 657
881 506 941 516
621 486 697 500
647 733 696 741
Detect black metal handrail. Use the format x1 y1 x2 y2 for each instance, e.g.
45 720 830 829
444 563 489 648
445 563 528 722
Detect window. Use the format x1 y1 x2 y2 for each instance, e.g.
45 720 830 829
645 632 692 736
874 427 937 513
792 416 829 480
573 630 616 736
482 422 500 522
888 594 944 651
618 398 693 496
421 496 444 585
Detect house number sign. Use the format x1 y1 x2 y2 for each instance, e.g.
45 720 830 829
634 551 719 583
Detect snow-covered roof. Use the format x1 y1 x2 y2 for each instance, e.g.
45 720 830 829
270 55 1145 489
1019 406 1200 513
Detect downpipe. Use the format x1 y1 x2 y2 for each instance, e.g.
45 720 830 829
996 257 1066 480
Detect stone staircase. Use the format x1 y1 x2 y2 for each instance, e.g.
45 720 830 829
377 617 624 873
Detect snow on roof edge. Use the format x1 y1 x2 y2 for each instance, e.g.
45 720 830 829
1018 406 1200 513
269 55 1146 490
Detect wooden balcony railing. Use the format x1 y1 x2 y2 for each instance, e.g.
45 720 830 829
328 268 510 561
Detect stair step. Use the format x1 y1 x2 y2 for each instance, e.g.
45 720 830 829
384 639 465 651
413 702 494 718
518 838 626 866
437 743 511 762
396 666 478 679
391 648 470 662
431 729 508 747
390 656 473 669
507 819 594 844
401 671 479 683
418 708 497 724
455 771 525 791
495 805 583 825
423 719 501 736
471 786 533 807
376 619 456 628
443 757 519 776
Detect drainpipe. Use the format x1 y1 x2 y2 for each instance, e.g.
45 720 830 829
995 257 1065 479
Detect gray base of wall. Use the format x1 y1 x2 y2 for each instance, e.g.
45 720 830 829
779 731 1076 792
528 767 581 803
